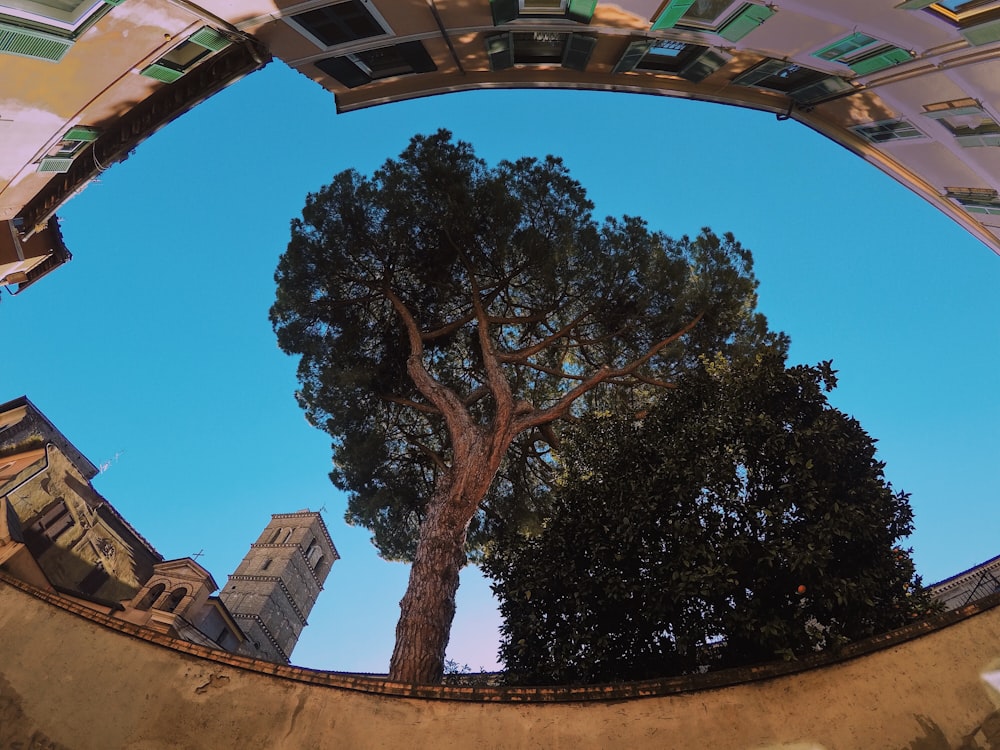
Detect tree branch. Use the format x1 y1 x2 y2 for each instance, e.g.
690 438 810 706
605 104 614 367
384 286 470 432
459 249 515 428
495 310 592 362
514 313 705 433
409 440 449 473
380 394 442 416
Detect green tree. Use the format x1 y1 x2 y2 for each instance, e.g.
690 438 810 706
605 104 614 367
486 351 937 685
270 131 777 683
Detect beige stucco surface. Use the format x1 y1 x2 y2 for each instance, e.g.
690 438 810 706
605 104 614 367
2 574 1000 749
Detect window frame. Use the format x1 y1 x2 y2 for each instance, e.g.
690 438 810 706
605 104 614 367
651 0 774 41
139 27 231 84
851 118 927 143
945 187 1000 214
314 39 437 89
485 30 596 71
490 0 598 25
285 0 393 50
732 58 854 104
0 0 104 33
922 99 1000 146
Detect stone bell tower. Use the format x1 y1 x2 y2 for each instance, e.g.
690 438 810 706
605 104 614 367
219 510 338 664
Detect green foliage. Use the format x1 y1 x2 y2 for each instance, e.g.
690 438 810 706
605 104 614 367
271 130 781 562
485 351 937 685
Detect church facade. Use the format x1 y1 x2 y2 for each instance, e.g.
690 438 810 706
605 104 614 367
0 395 336 665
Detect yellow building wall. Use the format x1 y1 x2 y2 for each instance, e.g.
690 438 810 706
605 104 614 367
1 572 999 749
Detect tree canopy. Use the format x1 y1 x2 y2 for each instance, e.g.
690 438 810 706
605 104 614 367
271 130 779 683
485 351 936 685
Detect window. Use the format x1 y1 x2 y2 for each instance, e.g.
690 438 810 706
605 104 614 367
37 125 98 173
0 0 100 29
922 99 1000 146
140 27 231 84
813 32 879 62
485 31 596 71
812 33 912 75
852 119 926 143
732 59 854 104
651 0 774 42
490 0 597 24
305 540 324 570
315 40 436 88
29 499 74 542
136 582 166 611
613 38 726 82
0 0 118 61
900 0 1000 44
287 0 390 48
521 0 567 13
946 187 1000 214
681 0 735 23
261 558 272 571
162 587 187 613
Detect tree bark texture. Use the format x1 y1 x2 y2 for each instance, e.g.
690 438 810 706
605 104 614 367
389 439 505 684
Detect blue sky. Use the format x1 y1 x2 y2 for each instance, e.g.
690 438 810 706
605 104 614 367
3 61 998 673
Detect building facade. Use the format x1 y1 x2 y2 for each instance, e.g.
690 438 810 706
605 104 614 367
227 0 1000 257
930 553 1000 610
5 0 1000 297
0 0 269 294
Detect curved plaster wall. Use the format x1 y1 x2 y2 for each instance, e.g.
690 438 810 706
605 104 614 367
2 572 1000 749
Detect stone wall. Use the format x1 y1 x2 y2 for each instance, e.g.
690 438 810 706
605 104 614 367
2 571 999 749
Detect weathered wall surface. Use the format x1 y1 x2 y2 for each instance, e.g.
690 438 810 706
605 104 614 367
2 571 999 750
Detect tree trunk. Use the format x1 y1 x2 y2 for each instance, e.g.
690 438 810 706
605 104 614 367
388 476 479 683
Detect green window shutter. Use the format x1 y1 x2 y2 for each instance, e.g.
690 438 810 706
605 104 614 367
38 156 74 173
718 4 774 42
678 48 728 81
189 27 231 52
140 62 185 83
486 33 514 70
651 0 697 30
562 33 596 70
895 0 936 8
63 126 99 142
0 22 73 62
613 39 652 73
567 0 597 22
491 0 519 24
961 17 1000 46
847 46 910 75
812 32 877 62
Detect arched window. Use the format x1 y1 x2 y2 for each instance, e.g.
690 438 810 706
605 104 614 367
305 539 323 569
162 587 187 613
261 558 272 571
280 528 292 544
136 582 165 611
267 528 282 544
311 553 325 571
